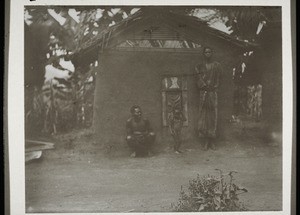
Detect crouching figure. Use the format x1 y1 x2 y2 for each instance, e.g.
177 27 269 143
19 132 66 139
126 105 155 157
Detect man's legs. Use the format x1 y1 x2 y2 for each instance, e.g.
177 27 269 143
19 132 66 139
144 132 155 155
126 135 140 157
172 135 178 151
126 133 155 157
173 131 182 153
203 137 209 151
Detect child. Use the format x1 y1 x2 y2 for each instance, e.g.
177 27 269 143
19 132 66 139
168 106 186 154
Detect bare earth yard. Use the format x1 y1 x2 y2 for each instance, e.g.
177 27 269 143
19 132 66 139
25 123 282 213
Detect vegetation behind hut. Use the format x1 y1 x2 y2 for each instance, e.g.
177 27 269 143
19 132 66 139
24 6 281 137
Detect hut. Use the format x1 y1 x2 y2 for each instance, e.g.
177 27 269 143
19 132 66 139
72 8 259 147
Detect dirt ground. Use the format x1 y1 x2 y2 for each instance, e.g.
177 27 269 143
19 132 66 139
25 122 282 213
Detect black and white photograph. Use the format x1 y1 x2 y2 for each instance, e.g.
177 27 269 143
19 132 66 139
6 0 294 214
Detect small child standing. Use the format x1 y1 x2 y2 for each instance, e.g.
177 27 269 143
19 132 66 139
168 106 187 154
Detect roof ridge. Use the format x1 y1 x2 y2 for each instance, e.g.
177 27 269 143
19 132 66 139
73 9 259 56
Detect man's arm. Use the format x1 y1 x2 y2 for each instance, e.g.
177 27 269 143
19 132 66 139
213 62 222 89
126 119 133 136
195 64 207 89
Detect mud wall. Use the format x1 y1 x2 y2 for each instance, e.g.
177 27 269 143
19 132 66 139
93 48 238 147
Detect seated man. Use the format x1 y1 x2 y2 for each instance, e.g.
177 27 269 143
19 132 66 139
126 105 155 157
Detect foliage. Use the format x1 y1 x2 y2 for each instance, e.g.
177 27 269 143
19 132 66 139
190 6 280 42
24 6 280 136
25 7 137 55
24 6 280 88
25 64 96 136
172 169 248 212
24 6 139 136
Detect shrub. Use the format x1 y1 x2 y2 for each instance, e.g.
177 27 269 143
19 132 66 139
172 169 248 212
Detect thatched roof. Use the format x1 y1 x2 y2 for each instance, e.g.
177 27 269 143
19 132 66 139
73 8 259 61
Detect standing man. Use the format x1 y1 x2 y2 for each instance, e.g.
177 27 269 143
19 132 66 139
195 47 222 150
126 105 156 157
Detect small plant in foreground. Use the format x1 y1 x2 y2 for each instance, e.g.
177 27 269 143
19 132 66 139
172 169 248 212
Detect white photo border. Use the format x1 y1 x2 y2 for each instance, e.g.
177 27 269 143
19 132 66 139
8 0 292 214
